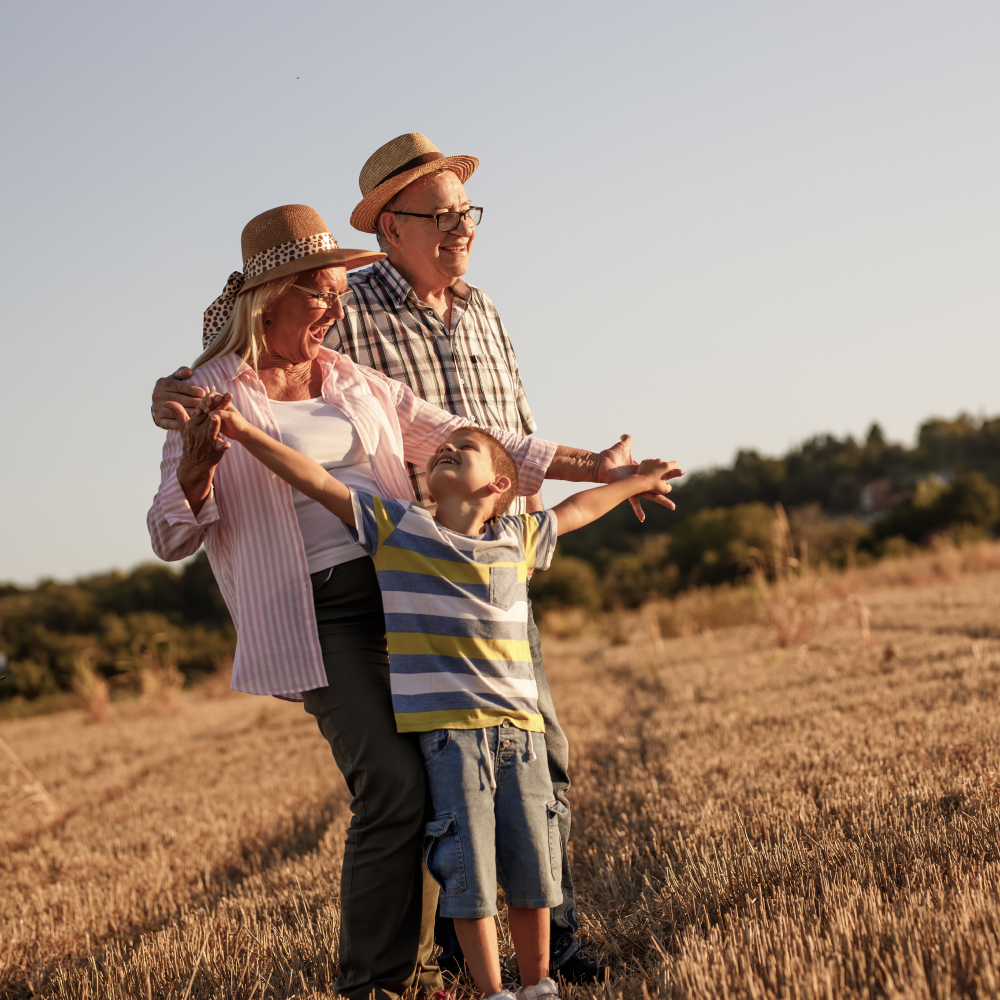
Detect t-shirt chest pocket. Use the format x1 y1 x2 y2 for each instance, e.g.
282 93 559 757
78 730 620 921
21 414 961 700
489 565 519 611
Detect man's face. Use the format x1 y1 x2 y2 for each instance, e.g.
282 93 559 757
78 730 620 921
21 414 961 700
426 429 505 505
379 170 476 287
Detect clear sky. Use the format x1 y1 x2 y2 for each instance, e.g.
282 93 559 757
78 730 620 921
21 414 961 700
1 1 997 584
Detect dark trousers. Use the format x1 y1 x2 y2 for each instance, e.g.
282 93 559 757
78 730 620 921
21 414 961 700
435 597 580 970
301 558 442 1000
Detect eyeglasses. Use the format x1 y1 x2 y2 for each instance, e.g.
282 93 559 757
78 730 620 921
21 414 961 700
292 284 352 309
391 206 483 232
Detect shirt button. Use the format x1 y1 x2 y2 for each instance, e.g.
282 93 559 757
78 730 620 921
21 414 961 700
502 720 510 729
460 378 466 385
502 740 510 748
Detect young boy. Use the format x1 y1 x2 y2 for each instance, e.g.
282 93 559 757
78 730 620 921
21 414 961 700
204 392 679 1000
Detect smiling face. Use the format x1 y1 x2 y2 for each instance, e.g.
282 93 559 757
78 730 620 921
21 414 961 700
426 428 513 514
260 266 348 365
378 170 476 288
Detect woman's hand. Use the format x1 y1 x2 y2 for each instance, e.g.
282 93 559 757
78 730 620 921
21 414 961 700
167 394 232 515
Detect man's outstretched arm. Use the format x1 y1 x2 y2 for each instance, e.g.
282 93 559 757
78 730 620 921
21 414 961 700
551 459 679 535
547 434 684 520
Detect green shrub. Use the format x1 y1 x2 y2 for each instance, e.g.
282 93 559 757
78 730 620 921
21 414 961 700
529 554 602 618
875 472 1000 543
788 504 870 567
669 503 778 586
604 535 679 608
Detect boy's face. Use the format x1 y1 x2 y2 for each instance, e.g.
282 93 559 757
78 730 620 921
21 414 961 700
426 429 508 506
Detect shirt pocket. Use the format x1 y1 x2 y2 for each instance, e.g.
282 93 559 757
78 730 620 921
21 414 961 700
489 565 519 612
470 355 517 410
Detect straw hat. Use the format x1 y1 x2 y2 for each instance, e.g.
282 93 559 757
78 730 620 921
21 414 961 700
350 133 478 234
203 204 384 347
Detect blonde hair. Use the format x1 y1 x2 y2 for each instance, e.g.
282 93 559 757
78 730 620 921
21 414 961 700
193 273 300 371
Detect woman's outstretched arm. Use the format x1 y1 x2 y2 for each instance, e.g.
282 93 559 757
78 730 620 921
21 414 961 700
202 394 357 526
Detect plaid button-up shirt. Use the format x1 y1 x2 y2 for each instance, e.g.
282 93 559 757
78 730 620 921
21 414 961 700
326 260 537 514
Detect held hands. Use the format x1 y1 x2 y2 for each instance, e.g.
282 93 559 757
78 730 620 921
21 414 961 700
631 458 681 499
597 434 684 522
167 392 250 473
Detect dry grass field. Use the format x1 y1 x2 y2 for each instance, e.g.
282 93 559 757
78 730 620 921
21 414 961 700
3 543 1000 999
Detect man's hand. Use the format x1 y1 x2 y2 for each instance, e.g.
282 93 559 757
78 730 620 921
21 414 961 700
597 434 683 522
152 367 206 430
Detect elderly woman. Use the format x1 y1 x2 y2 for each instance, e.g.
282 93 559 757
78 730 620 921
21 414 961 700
149 204 649 1000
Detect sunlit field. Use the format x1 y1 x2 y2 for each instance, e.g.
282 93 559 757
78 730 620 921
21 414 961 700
4 544 1000 999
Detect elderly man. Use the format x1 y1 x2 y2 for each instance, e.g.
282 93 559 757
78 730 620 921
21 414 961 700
337 133 626 982
152 134 671 987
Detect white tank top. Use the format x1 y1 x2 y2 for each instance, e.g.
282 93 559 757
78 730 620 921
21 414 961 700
268 397 379 574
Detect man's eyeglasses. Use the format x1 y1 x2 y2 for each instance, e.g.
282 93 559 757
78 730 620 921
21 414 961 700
292 284 351 309
391 206 483 233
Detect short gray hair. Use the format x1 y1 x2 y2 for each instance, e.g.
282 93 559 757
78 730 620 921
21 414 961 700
374 168 449 252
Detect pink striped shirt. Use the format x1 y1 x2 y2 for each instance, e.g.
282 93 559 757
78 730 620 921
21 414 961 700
147 349 556 698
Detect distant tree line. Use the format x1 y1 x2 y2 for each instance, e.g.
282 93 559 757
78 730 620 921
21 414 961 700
4 412 1000 704
0 552 234 704
534 413 1000 616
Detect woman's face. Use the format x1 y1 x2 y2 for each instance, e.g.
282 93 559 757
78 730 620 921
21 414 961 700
261 267 348 365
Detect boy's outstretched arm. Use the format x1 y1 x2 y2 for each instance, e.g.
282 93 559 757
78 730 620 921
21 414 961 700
551 459 681 536
188 393 357 527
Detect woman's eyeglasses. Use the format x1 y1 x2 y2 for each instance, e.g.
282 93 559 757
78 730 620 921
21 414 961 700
292 285 352 309
391 206 483 233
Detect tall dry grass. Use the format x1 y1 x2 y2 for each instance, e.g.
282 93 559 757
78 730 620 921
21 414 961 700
3 543 1000 998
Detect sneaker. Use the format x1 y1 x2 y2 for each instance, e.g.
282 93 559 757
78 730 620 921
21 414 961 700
516 977 560 1000
486 991 518 1000
554 949 609 984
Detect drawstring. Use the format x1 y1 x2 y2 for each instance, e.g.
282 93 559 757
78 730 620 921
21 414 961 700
527 729 537 761
480 728 497 789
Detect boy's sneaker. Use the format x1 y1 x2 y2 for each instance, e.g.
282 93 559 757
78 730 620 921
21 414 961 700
516 978 560 1000
487 991 518 1000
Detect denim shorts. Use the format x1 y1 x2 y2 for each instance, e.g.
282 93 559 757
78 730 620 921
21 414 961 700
419 724 566 919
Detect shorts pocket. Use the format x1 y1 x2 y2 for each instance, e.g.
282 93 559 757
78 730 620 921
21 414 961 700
418 729 452 767
424 814 466 896
546 799 568 882
489 565 519 611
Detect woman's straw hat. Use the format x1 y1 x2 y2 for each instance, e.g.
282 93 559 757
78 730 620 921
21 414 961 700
203 204 384 347
240 204 384 293
350 133 478 234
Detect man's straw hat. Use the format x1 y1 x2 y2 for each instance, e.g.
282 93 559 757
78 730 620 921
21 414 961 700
350 133 478 234
203 204 384 347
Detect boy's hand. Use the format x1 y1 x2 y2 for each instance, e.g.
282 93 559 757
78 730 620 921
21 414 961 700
199 392 253 442
633 458 682 501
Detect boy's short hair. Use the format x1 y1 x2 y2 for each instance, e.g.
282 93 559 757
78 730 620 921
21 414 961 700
465 427 519 517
